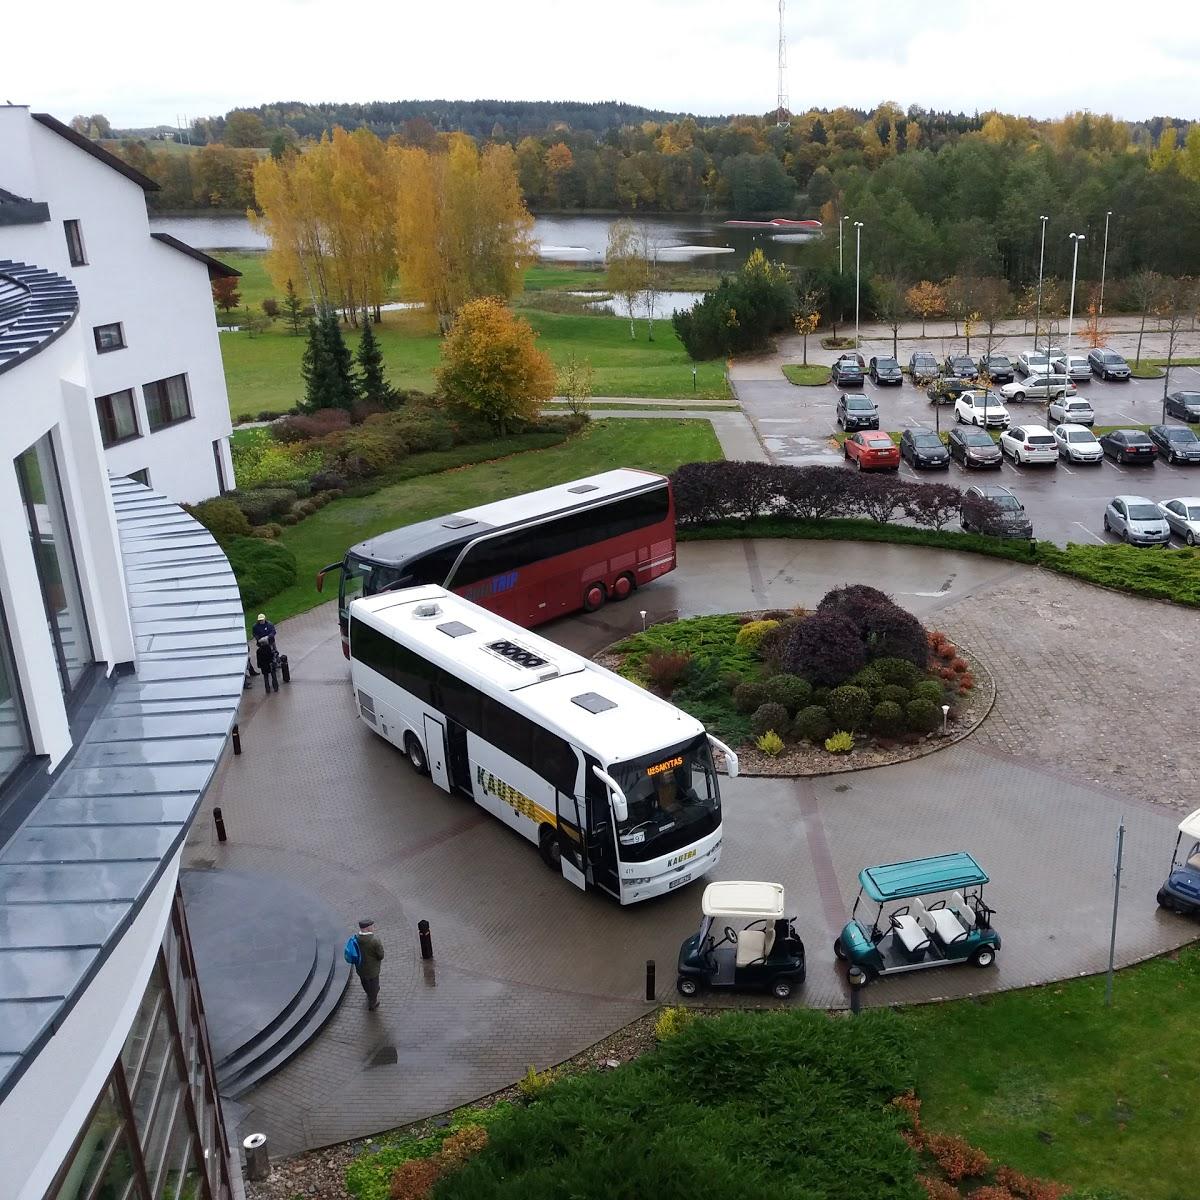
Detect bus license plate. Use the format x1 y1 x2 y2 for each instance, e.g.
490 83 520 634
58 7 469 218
668 874 692 890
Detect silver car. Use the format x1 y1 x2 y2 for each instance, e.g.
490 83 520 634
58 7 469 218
1059 355 1092 382
1053 423 1103 463
1103 495 1171 545
1048 397 1095 426
1158 497 1200 545
1001 375 1077 403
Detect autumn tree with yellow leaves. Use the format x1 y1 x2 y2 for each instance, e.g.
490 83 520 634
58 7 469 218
904 280 945 336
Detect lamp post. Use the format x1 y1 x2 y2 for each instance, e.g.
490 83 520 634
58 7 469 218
1034 214 1049 365
839 215 850 274
1099 210 1113 317
853 221 863 349
1066 232 1085 385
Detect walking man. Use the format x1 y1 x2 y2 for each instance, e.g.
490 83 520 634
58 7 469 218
353 918 385 1011
255 638 279 694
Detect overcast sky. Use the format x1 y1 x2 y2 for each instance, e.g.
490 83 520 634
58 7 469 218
9 0 1199 129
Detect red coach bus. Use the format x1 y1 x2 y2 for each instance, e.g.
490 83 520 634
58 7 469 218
318 468 676 654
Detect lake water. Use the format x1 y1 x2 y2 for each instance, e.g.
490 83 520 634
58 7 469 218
149 212 819 269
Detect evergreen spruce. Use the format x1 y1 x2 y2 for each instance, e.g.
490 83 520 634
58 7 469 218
283 279 305 336
355 311 395 405
300 312 357 411
299 319 325 410
322 312 358 411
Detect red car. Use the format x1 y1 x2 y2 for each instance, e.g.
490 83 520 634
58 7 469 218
844 430 900 471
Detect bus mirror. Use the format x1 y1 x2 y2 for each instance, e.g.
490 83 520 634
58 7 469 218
611 793 628 823
591 765 628 824
707 734 739 779
316 561 344 593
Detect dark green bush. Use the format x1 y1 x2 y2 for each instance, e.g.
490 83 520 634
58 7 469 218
750 702 790 739
828 685 872 731
762 673 812 714
232 486 297 525
224 537 298 610
850 665 884 693
811 686 830 707
186 497 251 545
793 705 833 743
871 700 905 736
732 681 769 713
912 679 947 706
906 697 941 734
879 683 911 707
758 616 802 674
872 657 923 689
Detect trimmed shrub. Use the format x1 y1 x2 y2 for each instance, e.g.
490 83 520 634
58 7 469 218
756 730 785 756
232 486 298 525
824 730 854 753
311 469 349 492
850 665 884 694
186 497 251 545
654 1006 695 1040
924 1132 990 1184
811 686 830 707
872 657 923 688
879 683 911 706
750 702 789 739
735 618 780 652
643 650 692 695
871 701 905 736
817 584 893 632
951 656 969 674
792 705 832 743
828 685 872 731
781 612 866 686
271 408 352 442
905 697 941 734
516 1064 559 1103
223 537 298 609
759 617 802 674
762 674 812 714
911 680 946 706
863 605 929 667
732 681 769 713
248 524 282 540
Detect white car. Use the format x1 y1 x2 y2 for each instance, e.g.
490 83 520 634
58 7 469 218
1017 347 1064 376
1059 354 1091 382
1000 375 1077 404
1048 396 1095 426
1158 497 1200 545
1000 423 1059 465
1053 423 1104 463
954 390 1010 428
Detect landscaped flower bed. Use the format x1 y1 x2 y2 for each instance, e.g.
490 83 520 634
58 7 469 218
602 585 991 776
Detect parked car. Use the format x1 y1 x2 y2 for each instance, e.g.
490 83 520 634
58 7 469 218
1103 495 1170 544
1052 423 1104 463
909 350 939 382
1059 354 1092 382
868 356 903 385
1165 391 1200 422
1017 348 1063 376
954 390 1010 428
1158 497 1200 545
1000 424 1059 465
943 354 978 379
1148 424 1200 464
1099 428 1158 464
1001 375 1077 404
837 392 879 430
961 484 1033 538
899 428 951 469
831 357 864 386
977 353 1014 383
947 426 1003 469
1088 347 1131 380
1048 396 1095 426
926 375 971 404
844 429 900 471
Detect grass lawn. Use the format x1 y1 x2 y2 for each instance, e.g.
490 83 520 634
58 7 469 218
1129 365 1164 379
782 364 832 385
264 418 722 623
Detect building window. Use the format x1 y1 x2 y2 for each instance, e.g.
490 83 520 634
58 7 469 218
64 219 86 267
127 468 151 487
93 323 126 354
14 432 95 697
0 595 31 790
212 439 228 494
95 389 140 447
143 374 192 432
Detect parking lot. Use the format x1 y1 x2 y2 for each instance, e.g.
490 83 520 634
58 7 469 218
739 353 1200 547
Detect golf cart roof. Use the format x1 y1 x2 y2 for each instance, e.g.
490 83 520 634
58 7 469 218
1179 809 1200 841
701 881 785 919
859 853 988 903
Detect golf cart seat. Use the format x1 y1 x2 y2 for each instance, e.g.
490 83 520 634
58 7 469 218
911 896 964 945
1186 852 1200 872
890 913 929 954
735 926 775 967
949 891 976 929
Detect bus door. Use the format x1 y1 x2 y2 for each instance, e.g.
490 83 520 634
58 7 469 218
584 755 620 898
556 788 587 891
445 720 472 798
421 714 450 792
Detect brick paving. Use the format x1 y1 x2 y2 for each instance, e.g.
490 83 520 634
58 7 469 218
193 542 1200 1155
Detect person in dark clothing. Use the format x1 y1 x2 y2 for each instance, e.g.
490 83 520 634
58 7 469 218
354 919 385 1010
255 638 279 693
252 613 277 647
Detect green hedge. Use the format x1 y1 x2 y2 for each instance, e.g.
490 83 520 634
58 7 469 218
223 537 298 610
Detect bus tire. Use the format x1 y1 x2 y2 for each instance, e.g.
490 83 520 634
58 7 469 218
404 732 429 776
539 826 562 870
612 573 635 601
583 582 607 612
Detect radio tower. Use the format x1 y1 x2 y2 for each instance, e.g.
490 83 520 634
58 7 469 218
775 0 790 128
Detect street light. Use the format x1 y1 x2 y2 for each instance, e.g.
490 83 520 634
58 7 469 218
1066 233 1085 386
1034 215 1049 366
1099 210 1113 317
839 215 850 274
853 221 864 349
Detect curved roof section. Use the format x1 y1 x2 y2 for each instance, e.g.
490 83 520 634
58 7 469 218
0 477 245 1100
0 259 79 377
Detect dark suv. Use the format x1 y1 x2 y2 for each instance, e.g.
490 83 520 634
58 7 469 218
1088 347 1131 380
943 355 978 379
1165 391 1200 422
868 356 903 385
926 375 970 404
961 484 1033 539
977 353 1014 383
831 357 864 386
909 350 938 382
837 393 879 430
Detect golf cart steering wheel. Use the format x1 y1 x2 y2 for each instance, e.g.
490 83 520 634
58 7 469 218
724 926 739 943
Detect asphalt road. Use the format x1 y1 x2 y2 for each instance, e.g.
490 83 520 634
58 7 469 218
739 363 1200 547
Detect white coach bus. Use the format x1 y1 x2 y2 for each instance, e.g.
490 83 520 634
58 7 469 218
348 586 739 904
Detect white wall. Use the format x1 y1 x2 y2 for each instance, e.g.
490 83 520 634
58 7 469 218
0 855 179 1200
0 106 234 502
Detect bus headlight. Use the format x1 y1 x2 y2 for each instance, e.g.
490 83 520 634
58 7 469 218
624 876 654 886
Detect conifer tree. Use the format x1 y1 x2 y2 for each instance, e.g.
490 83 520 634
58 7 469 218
282 278 305 336
355 311 394 405
300 312 357 411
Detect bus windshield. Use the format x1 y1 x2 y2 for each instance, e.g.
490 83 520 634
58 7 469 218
609 734 720 863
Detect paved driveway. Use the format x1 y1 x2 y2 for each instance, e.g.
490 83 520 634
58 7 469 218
192 542 1199 1155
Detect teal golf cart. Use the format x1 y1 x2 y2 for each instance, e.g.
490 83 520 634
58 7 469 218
834 853 1000 987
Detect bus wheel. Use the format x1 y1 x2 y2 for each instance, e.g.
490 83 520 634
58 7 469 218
584 583 607 612
404 733 428 776
539 827 563 870
612 573 635 601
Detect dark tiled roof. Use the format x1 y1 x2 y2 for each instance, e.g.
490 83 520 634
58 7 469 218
0 259 79 377
0 188 50 226
31 113 160 192
150 233 241 280
0 478 245 1101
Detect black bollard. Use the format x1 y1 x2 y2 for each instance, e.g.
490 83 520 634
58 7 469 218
849 983 862 1016
645 959 655 1002
231 724 241 756
418 919 433 960
214 807 227 843
280 654 290 684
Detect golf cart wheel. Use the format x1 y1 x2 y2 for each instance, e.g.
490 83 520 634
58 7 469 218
847 965 871 989
1156 888 1171 910
833 937 848 961
404 733 429 776
772 978 793 1000
676 975 700 997
971 946 997 968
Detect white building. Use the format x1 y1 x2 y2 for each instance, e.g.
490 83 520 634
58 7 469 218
0 107 239 503
0 255 244 1198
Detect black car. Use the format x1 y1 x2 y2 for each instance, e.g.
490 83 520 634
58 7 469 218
961 484 1033 539
1088 347 1131 380
947 427 1003 469
837 392 879 430
869 356 903 385
977 354 1014 383
1099 428 1158 464
926 375 971 404
899 428 951 469
831 358 864 386
1165 391 1200 423
1148 424 1200 463
943 355 978 379
909 350 939 382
